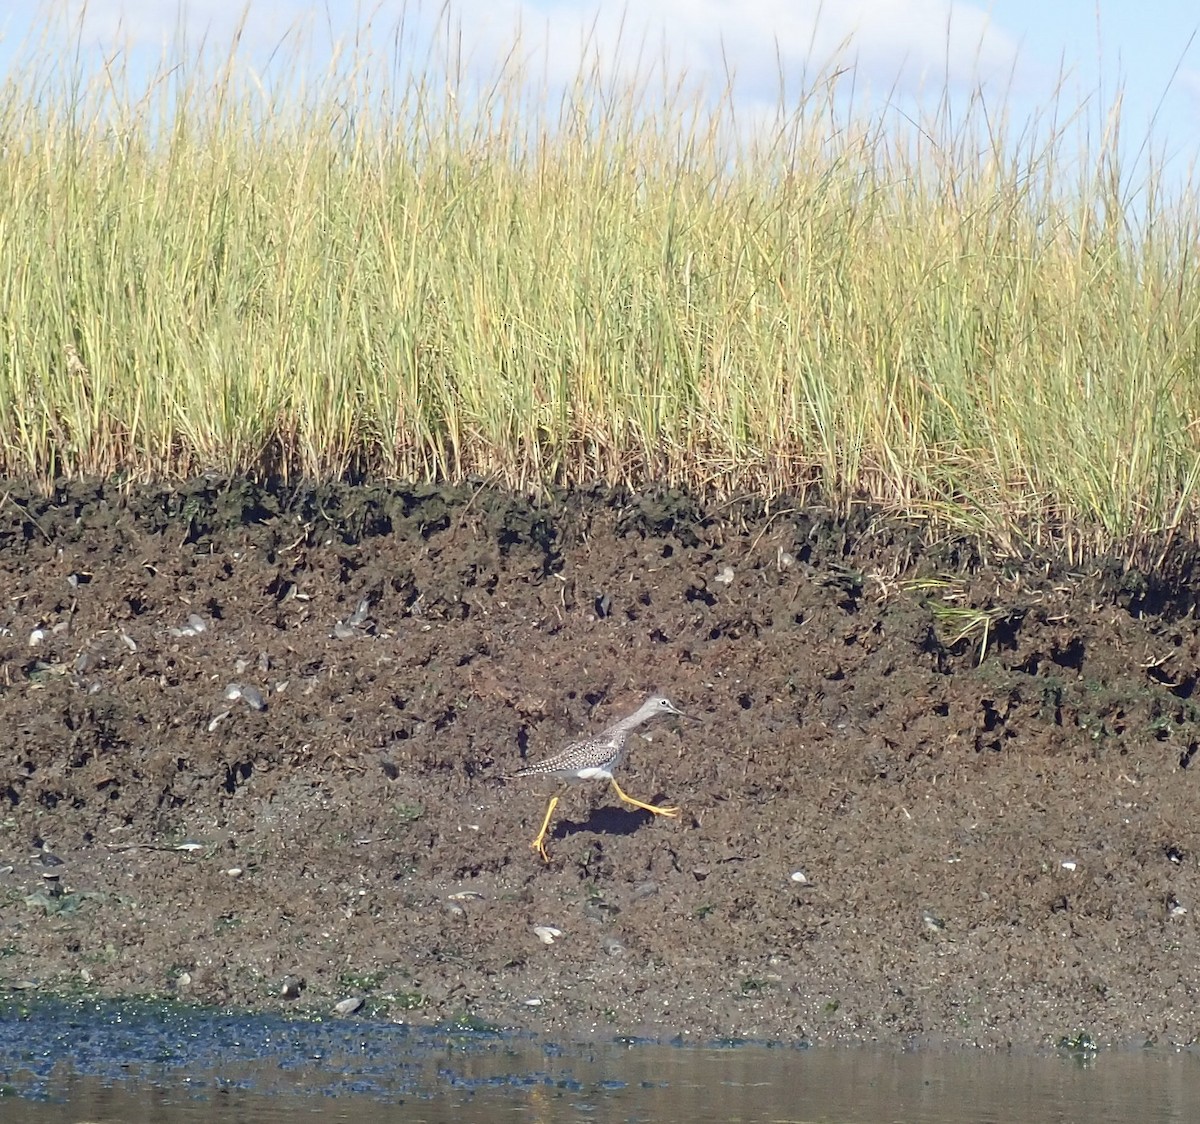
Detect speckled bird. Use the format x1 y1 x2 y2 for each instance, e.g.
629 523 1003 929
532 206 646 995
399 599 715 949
514 694 688 862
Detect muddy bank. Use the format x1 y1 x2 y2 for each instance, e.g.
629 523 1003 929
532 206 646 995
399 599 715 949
2 479 1200 1048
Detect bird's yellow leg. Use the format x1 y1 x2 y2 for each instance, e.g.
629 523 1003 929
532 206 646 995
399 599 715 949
610 778 679 818
530 795 560 862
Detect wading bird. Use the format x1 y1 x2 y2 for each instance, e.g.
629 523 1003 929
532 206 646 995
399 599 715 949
515 695 689 862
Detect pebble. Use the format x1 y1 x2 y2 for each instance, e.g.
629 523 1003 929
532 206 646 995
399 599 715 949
169 614 210 638
223 683 266 710
921 910 946 932
790 870 809 884
74 649 99 675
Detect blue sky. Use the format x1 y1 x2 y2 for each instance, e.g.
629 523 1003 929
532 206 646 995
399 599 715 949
3 2 1199 190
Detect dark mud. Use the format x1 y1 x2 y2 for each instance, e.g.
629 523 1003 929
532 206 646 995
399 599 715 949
3 479 1200 1048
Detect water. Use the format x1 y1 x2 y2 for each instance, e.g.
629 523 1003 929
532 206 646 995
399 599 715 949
2 1000 1198 1122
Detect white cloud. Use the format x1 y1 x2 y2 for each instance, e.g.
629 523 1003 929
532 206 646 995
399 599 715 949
412 1 1030 104
1180 66 1200 107
799 0 1025 91
57 0 316 54
42 0 1031 102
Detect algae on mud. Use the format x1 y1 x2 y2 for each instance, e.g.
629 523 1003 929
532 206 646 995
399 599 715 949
5 998 1200 1122
3 479 1200 1048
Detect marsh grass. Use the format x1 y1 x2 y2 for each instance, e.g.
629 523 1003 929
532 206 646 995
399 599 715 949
2 13 1200 562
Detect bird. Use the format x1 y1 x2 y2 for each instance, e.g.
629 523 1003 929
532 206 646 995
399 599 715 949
514 694 689 862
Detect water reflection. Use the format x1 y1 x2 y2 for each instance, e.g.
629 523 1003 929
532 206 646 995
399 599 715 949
2 1002 1198 1123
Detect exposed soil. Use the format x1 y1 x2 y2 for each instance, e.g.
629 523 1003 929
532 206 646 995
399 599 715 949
3 479 1200 1048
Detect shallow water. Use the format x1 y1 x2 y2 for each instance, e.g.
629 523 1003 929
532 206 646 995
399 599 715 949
2 1001 1198 1122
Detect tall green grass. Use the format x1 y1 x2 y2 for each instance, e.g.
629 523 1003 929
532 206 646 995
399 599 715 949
2 14 1199 561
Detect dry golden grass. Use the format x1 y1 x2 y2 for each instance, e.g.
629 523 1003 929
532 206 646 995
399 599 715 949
2 17 1199 561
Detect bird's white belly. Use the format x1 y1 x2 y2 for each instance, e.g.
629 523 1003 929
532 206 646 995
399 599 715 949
574 766 614 780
